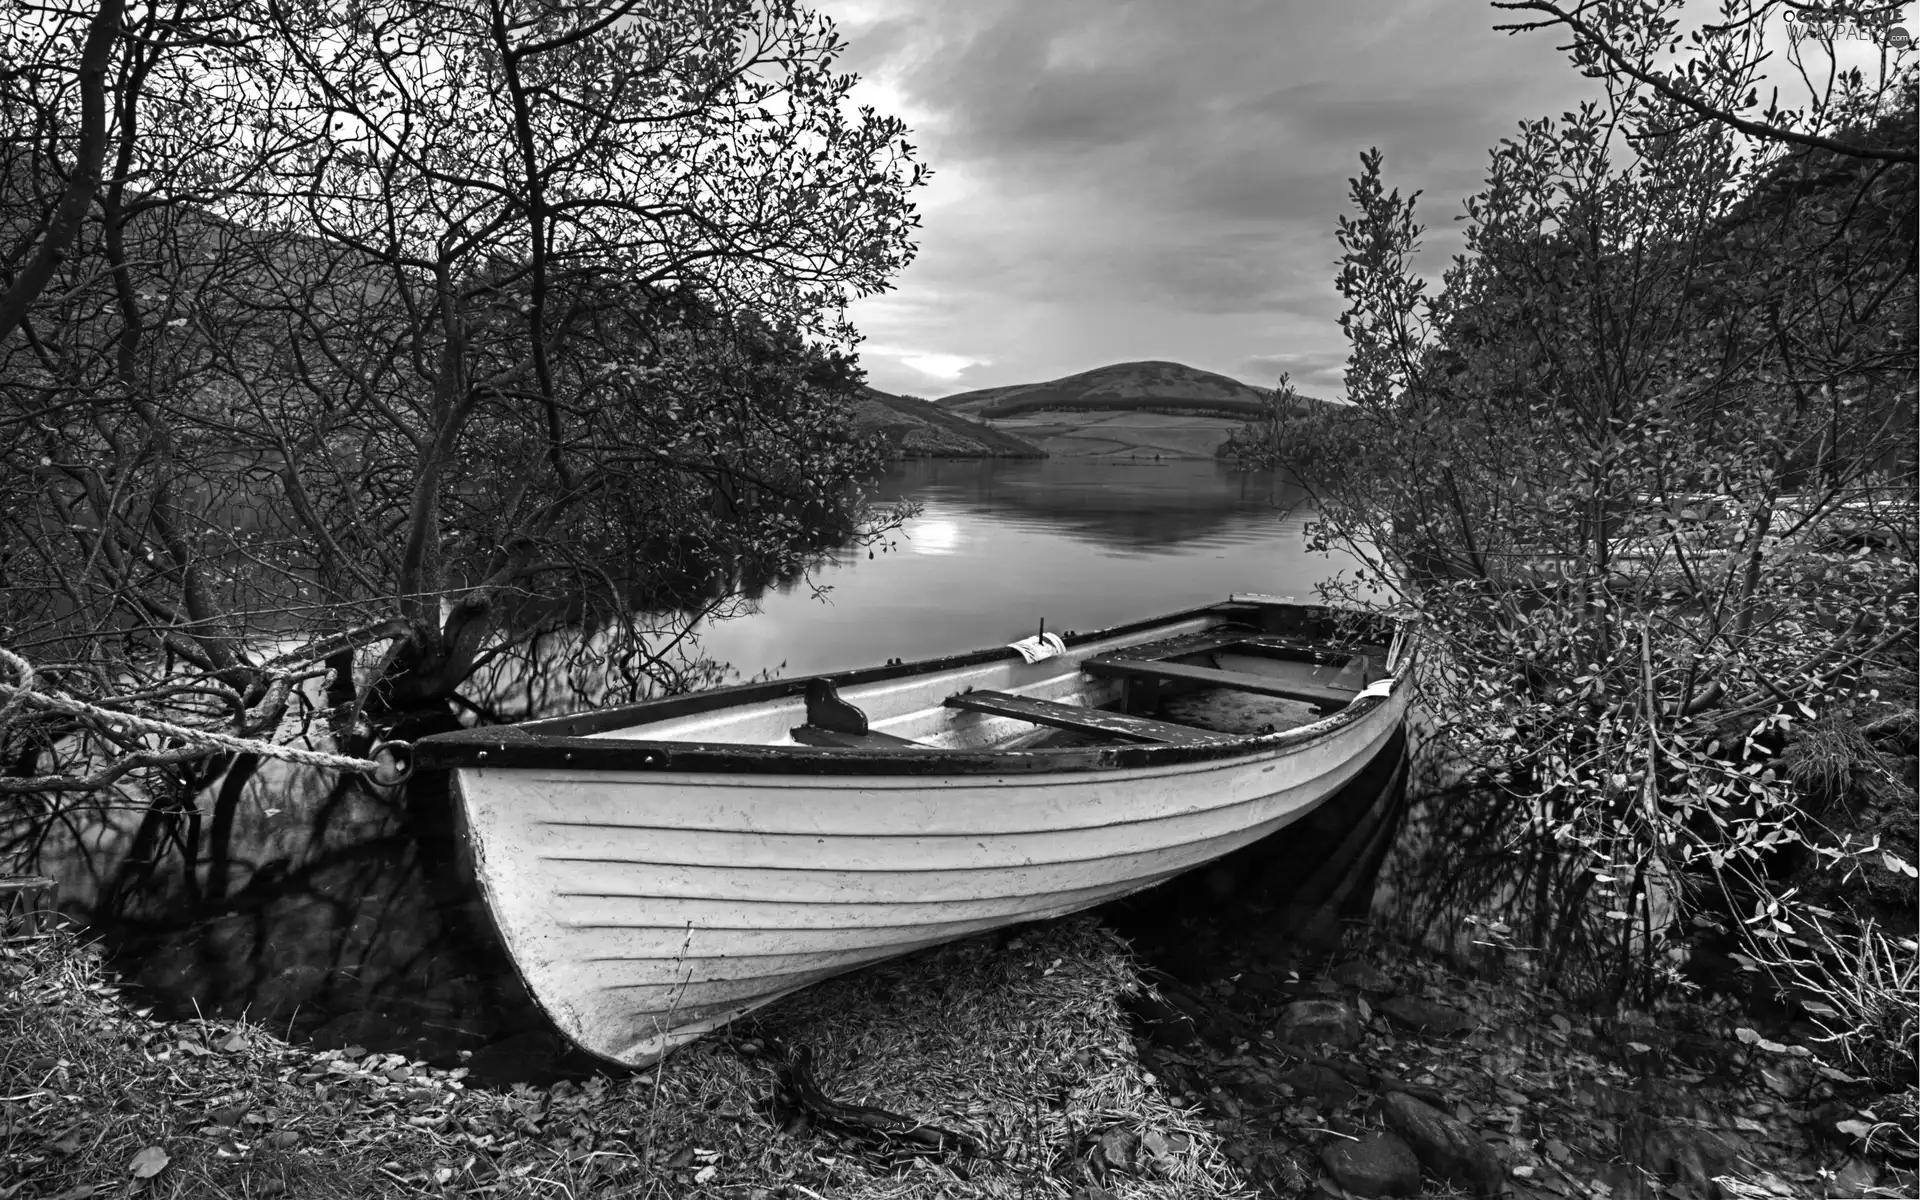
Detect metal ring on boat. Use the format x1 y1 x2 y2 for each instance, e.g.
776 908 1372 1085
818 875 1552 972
369 740 415 786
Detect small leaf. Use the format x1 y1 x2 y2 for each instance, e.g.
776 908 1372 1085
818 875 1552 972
1834 1119 1873 1139
1734 1027 1762 1045
130 1146 170 1178
693 1165 718 1184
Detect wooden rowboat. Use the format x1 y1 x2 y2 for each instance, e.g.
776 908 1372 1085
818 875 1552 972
412 596 1415 1067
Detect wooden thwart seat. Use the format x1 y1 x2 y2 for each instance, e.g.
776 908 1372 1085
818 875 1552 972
1082 658 1355 708
790 724 932 750
944 690 1225 744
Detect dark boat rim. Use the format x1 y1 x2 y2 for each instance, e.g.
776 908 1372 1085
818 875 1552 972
413 600 1413 776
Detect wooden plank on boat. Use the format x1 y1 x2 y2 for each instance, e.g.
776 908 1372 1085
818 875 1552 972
1118 628 1371 668
790 725 933 750
943 690 1225 744
1082 658 1355 708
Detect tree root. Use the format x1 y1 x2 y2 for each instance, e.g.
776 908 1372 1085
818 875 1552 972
770 1044 985 1161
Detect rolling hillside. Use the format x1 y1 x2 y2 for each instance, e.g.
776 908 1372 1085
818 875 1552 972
922 361 1329 459
850 387 1047 458
935 360 1294 419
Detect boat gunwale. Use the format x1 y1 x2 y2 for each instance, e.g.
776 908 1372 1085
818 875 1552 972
414 600 1413 776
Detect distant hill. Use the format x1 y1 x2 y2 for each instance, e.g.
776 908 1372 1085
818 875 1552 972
850 387 1047 459
935 360 1311 419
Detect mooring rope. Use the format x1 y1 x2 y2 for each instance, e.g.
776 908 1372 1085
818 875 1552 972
0 647 404 778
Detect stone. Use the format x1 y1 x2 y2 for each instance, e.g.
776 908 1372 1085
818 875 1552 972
1329 960 1395 993
1278 998 1363 1049
1139 1129 1187 1163
1096 1126 1139 1175
1278 1063 1361 1107
1623 1123 1742 1199
1382 1091 1505 1196
1321 1132 1422 1198
1377 996 1478 1036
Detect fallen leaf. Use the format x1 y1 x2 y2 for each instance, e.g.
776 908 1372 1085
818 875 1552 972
694 1165 718 1184
129 1146 170 1178
1550 1014 1573 1038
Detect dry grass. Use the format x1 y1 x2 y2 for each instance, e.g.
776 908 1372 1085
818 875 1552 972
2 917 1252 1200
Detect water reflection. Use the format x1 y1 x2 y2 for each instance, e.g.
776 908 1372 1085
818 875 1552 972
696 458 1342 682
871 458 1314 556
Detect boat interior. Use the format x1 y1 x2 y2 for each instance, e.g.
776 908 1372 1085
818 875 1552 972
592 598 1400 754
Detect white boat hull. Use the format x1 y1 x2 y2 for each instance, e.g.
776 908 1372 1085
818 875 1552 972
451 668 1410 1065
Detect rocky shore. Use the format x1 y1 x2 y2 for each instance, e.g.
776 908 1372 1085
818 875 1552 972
10 904 1912 1200
1108 909 1913 1200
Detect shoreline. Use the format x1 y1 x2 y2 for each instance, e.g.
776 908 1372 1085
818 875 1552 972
7 909 1911 1200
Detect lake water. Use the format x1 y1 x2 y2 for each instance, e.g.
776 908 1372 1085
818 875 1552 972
693 457 1349 683
25 455 1435 1078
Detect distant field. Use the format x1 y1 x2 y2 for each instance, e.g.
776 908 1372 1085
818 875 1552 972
977 394 1269 419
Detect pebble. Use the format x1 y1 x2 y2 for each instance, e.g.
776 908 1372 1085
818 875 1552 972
1278 998 1363 1049
1382 1091 1505 1196
1322 1131 1422 1197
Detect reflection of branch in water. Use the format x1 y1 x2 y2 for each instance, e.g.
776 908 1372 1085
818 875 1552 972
204 753 262 905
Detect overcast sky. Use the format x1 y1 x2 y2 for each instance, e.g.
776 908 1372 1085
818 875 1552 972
818 0 1913 401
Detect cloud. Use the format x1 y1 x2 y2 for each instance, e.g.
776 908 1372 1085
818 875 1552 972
900 352 984 380
824 0 1606 398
